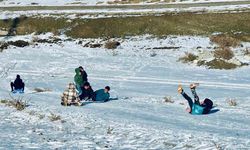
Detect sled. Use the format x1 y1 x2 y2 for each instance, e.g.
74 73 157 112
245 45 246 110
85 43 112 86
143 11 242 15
12 89 24 94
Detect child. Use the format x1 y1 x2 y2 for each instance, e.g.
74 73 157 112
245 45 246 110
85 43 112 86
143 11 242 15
74 67 84 94
10 74 25 93
61 83 81 106
79 82 94 100
93 86 110 102
178 84 213 115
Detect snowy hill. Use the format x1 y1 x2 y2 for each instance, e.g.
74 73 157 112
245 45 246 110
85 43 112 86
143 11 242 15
0 34 250 149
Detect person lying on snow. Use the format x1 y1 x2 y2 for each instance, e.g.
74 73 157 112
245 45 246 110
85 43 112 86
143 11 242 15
79 82 94 100
178 84 213 115
10 74 25 93
93 86 111 102
61 83 81 106
74 66 88 95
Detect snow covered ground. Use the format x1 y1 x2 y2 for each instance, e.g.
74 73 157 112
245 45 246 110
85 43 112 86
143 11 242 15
0 34 250 149
0 0 249 6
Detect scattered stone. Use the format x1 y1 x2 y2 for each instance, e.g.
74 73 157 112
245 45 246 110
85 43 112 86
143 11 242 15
83 42 103 48
0 42 9 52
152 46 180 50
105 41 121 49
34 37 62 44
8 40 29 47
78 41 83 45
90 43 102 48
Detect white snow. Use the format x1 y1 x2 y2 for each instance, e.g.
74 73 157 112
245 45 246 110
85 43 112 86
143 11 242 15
0 34 250 149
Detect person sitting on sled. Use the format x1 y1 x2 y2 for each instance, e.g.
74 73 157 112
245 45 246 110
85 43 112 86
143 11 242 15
61 83 81 106
10 74 25 93
93 86 111 102
79 82 94 100
178 83 213 115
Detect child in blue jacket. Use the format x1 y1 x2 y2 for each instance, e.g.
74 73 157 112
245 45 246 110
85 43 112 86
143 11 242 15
93 86 110 102
178 84 213 115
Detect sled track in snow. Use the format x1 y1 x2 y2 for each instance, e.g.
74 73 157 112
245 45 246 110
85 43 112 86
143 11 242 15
7 70 250 90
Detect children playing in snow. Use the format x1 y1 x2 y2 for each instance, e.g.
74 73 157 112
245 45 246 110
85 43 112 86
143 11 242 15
10 74 25 93
178 84 213 115
61 66 112 106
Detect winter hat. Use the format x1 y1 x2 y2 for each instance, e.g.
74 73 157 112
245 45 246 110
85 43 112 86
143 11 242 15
84 82 90 87
203 98 213 109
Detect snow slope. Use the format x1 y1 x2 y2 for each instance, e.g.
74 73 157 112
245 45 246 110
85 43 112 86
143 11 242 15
0 34 250 149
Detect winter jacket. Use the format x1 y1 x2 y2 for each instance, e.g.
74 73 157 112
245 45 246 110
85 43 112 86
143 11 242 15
74 68 84 86
61 83 80 106
79 86 94 100
82 71 88 83
14 76 24 89
94 89 110 102
191 104 205 115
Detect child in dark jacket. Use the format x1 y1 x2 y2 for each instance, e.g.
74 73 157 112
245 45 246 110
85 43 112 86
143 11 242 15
10 75 25 93
79 82 94 100
178 84 213 115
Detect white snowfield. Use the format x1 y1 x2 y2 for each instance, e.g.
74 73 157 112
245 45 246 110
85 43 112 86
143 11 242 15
0 34 250 149
0 0 249 6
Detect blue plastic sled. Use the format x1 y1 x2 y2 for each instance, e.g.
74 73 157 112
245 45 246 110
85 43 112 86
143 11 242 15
12 89 24 94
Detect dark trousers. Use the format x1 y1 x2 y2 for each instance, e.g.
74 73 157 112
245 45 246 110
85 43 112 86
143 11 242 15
181 89 200 110
10 82 25 91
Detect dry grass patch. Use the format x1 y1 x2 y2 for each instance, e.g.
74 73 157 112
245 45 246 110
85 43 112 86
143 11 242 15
48 113 61 121
1 98 28 111
34 88 52 93
107 126 114 134
227 99 237 106
163 96 174 103
178 52 198 63
210 34 241 48
243 48 250 56
108 0 141 4
0 42 9 52
205 59 238 70
1 13 250 39
214 47 234 60
67 12 250 38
